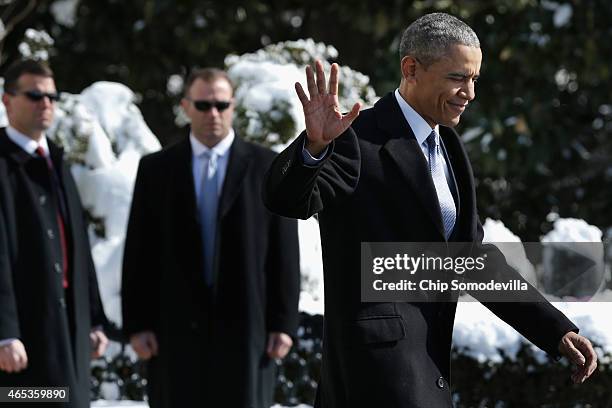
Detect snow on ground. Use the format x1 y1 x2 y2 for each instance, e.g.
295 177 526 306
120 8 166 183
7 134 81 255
92 401 313 407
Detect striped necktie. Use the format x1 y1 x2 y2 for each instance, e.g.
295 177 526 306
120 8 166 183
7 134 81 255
426 131 456 239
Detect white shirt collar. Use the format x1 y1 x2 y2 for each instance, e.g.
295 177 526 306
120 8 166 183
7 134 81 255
5 126 50 157
189 128 235 158
394 89 440 145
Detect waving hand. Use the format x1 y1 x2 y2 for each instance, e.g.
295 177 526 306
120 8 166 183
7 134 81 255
295 60 361 156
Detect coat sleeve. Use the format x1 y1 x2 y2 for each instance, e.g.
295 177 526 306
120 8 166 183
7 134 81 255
86 228 108 328
263 130 361 220
469 220 578 359
0 203 20 340
265 212 301 336
121 156 160 337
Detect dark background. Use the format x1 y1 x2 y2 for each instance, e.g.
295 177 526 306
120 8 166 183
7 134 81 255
2 0 611 241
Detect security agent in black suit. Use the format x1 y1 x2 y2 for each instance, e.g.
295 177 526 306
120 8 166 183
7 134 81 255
122 68 300 408
0 59 108 408
264 13 597 408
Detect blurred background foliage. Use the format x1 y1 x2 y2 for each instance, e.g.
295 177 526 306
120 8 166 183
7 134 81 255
1 0 611 241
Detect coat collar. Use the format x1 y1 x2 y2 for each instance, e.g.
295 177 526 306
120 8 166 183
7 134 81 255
0 127 65 168
218 134 252 219
375 92 460 239
173 129 253 221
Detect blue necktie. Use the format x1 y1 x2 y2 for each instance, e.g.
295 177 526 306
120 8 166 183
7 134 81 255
426 131 456 239
199 151 219 286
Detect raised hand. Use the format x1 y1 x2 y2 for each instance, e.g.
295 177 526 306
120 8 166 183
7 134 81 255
295 60 361 156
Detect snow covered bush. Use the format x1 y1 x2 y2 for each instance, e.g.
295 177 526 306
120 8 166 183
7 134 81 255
225 38 378 150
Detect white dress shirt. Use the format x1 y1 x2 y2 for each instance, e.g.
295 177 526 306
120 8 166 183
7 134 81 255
6 126 50 157
393 89 452 183
190 129 234 198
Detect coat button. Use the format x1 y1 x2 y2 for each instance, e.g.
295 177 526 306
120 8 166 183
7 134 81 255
436 377 445 389
47 229 55 239
59 298 66 308
39 195 47 205
54 263 62 273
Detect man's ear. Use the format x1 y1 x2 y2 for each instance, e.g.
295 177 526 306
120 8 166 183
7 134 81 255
2 93 10 108
180 97 189 111
401 56 418 84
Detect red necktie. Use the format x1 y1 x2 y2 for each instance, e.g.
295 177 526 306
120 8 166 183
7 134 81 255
36 146 69 289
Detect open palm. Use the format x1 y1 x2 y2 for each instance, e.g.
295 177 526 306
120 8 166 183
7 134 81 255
296 60 361 155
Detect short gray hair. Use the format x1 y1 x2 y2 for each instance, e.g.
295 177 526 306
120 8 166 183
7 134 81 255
399 13 480 67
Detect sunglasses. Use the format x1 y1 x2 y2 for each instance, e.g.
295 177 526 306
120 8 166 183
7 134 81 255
9 90 61 103
188 99 232 112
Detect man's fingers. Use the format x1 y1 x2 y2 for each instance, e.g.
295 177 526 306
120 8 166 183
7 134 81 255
305 65 317 99
138 348 152 360
566 343 586 366
341 102 362 127
561 333 598 383
295 82 309 106
580 341 598 377
98 333 109 356
328 63 339 95
315 60 326 95
277 343 291 359
147 334 159 356
16 349 27 371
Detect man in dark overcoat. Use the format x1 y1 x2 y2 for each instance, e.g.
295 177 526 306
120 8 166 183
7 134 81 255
263 13 597 408
122 67 300 408
0 59 108 407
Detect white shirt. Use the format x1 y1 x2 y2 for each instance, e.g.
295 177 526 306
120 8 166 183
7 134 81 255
190 129 234 198
6 126 50 157
394 89 453 183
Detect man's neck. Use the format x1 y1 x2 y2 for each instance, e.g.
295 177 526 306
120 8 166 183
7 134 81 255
193 134 224 149
10 124 44 143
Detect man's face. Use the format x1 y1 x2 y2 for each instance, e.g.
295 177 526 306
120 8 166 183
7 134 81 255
181 78 234 147
2 74 57 139
406 44 481 128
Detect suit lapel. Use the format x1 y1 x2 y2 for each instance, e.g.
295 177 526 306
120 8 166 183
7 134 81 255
218 135 252 219
439 126 476 240
0 128 32 165
438 129 461 217
376 94 446 238
174 137 199 223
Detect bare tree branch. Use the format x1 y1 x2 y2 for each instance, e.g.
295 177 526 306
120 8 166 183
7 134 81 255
0 0 37 43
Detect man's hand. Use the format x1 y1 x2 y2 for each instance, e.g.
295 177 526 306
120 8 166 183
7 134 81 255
558 331 597 383
90 328 109 359
266 332 293 359
130 331 159 360
0 340 28 373
295 60 361 156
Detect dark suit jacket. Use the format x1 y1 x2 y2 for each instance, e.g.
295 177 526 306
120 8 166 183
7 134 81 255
0 128 107 408
263 93 578 408
122 134 300 408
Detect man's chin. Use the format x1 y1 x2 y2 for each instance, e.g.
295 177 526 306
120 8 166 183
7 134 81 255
440 116 461 128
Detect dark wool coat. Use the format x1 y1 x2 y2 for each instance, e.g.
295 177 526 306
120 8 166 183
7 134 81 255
263 93 578 408
122 134 300 408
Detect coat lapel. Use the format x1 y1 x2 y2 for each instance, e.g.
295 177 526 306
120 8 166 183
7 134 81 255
376 93 446 238
174 137 199 224
0 128 32 165
218 135 252 219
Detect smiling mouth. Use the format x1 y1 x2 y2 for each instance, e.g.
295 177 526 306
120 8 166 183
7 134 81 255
448 102 467 113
